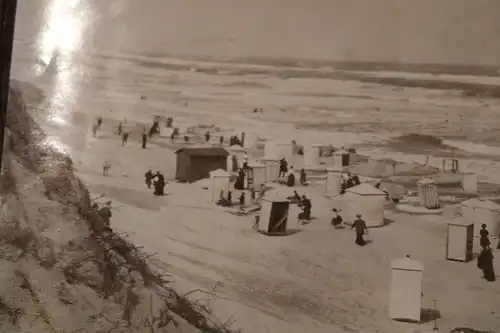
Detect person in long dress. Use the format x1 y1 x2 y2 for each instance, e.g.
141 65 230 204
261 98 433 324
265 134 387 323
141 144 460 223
478 247 496 282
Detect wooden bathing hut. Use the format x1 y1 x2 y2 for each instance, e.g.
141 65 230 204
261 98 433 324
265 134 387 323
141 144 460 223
175 147 229 182
417 178 440 209
257 191 290 235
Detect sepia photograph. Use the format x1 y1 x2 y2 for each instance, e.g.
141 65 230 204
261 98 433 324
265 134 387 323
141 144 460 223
0 1 499 332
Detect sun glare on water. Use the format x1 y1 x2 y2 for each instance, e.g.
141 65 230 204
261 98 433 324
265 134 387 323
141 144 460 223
36 0 94 150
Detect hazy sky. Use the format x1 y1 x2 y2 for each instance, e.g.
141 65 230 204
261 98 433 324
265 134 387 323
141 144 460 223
17 0 500 65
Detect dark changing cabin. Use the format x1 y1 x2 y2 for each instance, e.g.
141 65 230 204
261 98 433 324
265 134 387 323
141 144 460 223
175 147 229 182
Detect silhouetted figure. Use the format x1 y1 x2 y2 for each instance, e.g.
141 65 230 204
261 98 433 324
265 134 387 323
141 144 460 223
117 122 123 136
122 131 129 146
102 161 111 176
340 180 347 194
92 123 98 137
232 155 239 172
153 172 166 196
478 248 496 281
141 132 148 149
298 195 311 220
279 158 288 178
300 168 308 186
480 224 491 250
149 120 160 138
239 192 246 205
227 190 232 206
184 135 189 143
97 117 103 130
234 169 245 190
287 172 295 187
166 116 173 128
331 208 343 229
145 170 154 189
351 214 368 246
98 201 112 226
205 131 211 143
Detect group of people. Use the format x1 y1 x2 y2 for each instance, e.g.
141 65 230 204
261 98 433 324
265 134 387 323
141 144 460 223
91 200 113 228
217 188 256 207
278 158 308 187
340 172 361 194
478 224 496 282
144 170 167 196
330 208 369 246
287 191 312 220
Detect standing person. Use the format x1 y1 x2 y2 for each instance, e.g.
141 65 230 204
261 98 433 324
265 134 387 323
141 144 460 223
122 131 129 146
117 122 123 136
141 132 148 149
92 123 98 137
205 131 210 143
478 247 496 282
331 208 343 229
153 172 166 196
145 169 154 189
219 136 224 145
298 195 311 220
351 214 368 246
227 190 232 207
98 201 112 226
97 117 103 130
279 158 288 178
480 224 491 250
102 161 111 176
300 168 308 186
242 152 249 170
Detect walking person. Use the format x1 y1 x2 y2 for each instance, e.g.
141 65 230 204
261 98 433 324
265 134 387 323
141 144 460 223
145 169 154 189
351 214 368 246
122 131 129 146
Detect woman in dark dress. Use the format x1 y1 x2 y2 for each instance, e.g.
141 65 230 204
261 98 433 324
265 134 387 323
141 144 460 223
478 248 496 282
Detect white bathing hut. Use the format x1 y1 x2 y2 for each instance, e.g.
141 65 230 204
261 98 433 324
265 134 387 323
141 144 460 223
462 173 478 194
275 141 294 161
264 141 279 159
247 162 266 189
209 169 231 203
416 178 440 209
389 256 424 323
446 217 474 262
262 159 280 182
303 144 322 167
344 183 387 227
333 149 351 169
325 167 343 196
461 198 500 238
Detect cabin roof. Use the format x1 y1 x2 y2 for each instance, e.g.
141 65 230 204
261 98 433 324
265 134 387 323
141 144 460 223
346 183 386 196
175 147 229 157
